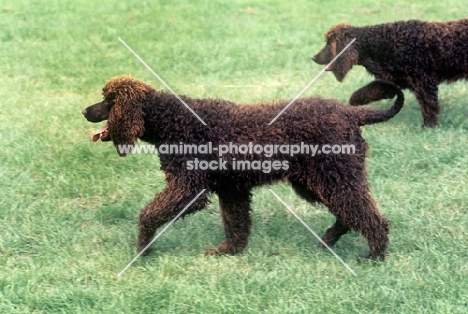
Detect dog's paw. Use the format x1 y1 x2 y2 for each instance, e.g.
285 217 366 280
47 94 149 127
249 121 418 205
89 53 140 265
204 247 223 256
318 235 339 249
204 243 243 256
137 245 154 256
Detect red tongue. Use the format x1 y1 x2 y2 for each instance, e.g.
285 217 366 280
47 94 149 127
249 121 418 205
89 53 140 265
91 124 109 142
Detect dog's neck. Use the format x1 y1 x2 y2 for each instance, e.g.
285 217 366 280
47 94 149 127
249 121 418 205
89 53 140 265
140 90 208 146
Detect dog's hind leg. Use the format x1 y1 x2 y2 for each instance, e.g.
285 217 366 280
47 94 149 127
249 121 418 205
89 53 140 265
329 190 390 261
137 175 209 255
320 220 350 248
291 178 389 260
290 181 350 247
409 76 440 127
205 189 252 256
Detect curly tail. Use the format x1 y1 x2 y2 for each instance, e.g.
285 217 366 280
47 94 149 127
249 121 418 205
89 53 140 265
357 80 404 126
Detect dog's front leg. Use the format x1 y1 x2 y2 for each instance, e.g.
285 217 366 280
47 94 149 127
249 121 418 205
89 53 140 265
205 189 253 256
137 177 209 255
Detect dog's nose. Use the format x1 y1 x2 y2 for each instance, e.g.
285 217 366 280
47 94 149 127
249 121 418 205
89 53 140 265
82 109 87 116
311 55 317 62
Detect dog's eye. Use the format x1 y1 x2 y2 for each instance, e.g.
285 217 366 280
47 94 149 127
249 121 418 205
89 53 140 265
103 99 114 110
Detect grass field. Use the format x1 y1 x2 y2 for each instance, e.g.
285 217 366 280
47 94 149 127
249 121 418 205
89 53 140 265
1 0 468 313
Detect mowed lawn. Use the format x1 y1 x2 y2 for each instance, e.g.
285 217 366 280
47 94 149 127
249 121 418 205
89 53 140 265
1 0 468 313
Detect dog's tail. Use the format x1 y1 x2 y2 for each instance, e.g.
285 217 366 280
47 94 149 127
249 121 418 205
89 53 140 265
357 80 404 126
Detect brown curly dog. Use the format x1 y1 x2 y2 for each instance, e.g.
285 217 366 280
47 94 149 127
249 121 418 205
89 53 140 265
82 75 403 260
312 19 468 127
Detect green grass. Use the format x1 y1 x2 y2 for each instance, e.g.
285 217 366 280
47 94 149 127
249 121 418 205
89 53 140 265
1 0 468 312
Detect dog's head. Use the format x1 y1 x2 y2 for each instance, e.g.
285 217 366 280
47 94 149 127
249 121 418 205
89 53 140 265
82 75 152 156
312 23 358 82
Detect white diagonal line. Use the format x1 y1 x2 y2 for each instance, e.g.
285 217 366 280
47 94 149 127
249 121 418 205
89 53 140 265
268 38 356 125
268 189 357 276
118 37 207 126
117 189 207 277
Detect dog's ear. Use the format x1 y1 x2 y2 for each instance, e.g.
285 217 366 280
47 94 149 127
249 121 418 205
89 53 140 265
105 77 150 155
332 44 358 82
324 23 357 82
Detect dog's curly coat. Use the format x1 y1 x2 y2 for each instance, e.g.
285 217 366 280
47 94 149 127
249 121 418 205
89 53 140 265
82 75 403 260
312 19 468 127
